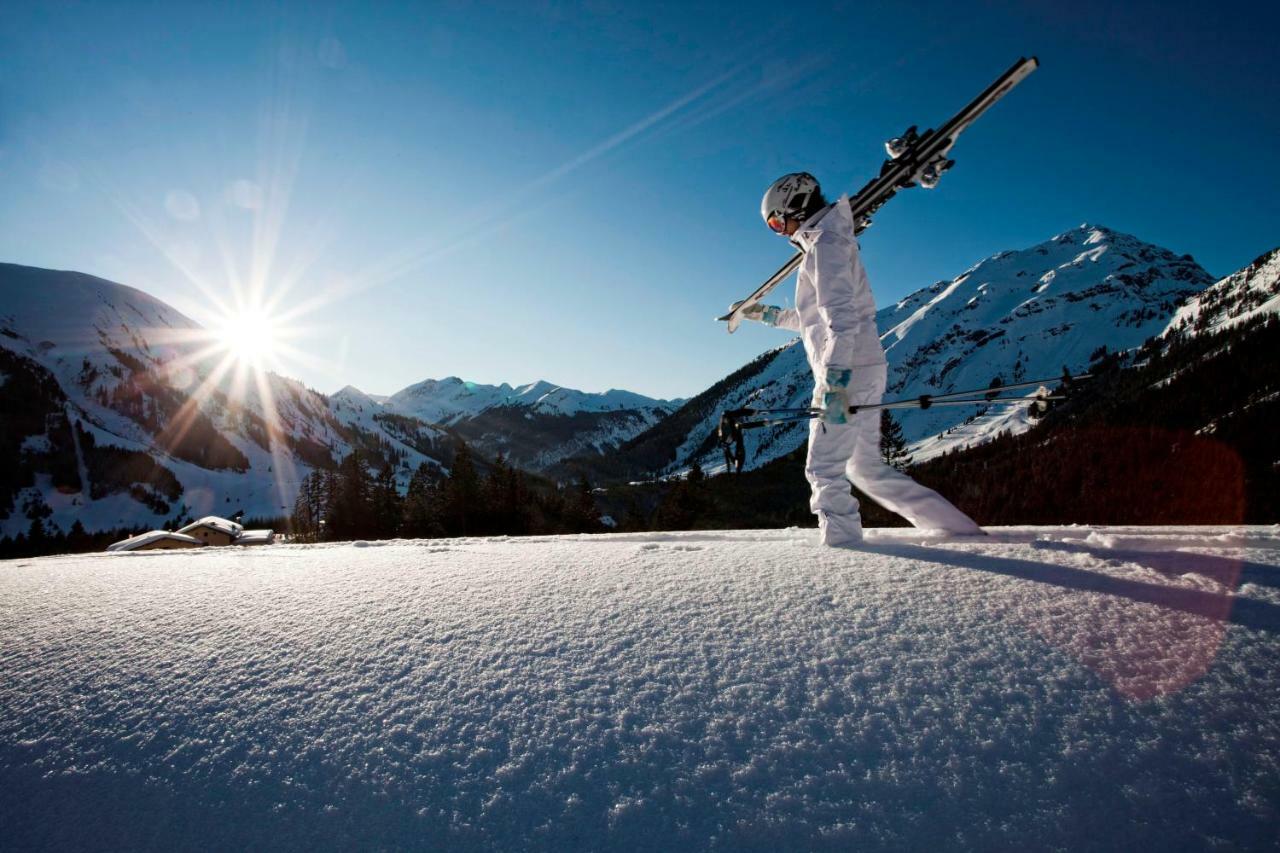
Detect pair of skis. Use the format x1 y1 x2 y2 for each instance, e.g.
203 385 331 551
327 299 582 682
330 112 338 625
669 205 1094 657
719 56 1039 333
718 373 1085 473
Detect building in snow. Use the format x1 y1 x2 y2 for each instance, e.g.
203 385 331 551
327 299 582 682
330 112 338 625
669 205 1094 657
177 516 245 546
108 516 275 552
106 531 204 552
177 516 276 546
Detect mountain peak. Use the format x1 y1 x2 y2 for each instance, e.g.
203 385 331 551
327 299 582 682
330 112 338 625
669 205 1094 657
332 385 378 405
610 225 1218 477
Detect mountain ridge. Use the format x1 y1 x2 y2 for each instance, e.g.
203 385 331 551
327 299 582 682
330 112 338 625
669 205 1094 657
0 222 1243 535
554 223 1216 480
0 263 457 536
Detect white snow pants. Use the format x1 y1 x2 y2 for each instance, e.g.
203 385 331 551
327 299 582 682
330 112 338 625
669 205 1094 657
805 362 983 546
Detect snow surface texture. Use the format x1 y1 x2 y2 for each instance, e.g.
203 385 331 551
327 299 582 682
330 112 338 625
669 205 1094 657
2 526 1278 851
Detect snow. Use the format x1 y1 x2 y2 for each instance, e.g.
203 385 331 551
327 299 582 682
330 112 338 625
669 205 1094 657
177 515 244 537
907 392 1043 464
19 434 52 454
2 526 1278 849
105 529 202 551
1164 247 1280 337
874 224 1209 441
384 376 676 424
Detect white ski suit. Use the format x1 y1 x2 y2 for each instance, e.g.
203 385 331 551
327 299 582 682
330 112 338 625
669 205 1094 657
760 196 982 545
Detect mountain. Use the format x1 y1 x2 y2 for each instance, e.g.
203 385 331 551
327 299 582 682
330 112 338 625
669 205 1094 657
593 245 1280 532
905 313 1280 526
385 377 673 423
557 225 1215 480
1163 247 1280 338
380 377 681 473
0 264 455 537
0 224 1237 537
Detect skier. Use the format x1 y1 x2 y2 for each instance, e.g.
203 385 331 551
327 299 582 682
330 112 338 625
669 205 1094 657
737 172 983 545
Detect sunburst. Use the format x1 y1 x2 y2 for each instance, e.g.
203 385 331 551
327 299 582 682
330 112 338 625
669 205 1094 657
215 310 279 369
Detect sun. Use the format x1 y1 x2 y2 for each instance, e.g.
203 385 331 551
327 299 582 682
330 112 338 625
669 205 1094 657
216 311 279 367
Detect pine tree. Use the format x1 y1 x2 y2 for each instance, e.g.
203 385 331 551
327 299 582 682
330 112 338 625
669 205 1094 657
619 494 650 532
653 463 711 531
443 443 480 536
482 455 531 536
985 375 1004 401
402 462 442 538
370 464 402 540
291 470 329 542
565 475 602 534
67 519 90 553
880 410 912 471
329 451 374 540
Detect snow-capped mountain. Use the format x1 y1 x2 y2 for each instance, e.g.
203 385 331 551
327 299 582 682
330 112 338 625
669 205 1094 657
1164 246 1280 338
377 376 681 473
384 376 676 423
0 264 452 536
566 225 1215 478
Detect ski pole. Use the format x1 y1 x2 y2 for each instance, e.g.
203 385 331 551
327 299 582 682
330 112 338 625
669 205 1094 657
718 386 1070 472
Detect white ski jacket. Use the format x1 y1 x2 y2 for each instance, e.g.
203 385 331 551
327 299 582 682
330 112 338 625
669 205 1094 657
760 195 982 540
762 195 886 385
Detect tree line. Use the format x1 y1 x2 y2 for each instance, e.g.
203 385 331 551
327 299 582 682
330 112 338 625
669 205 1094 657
0 518 141 560
594 411 916 532
290 443 605 542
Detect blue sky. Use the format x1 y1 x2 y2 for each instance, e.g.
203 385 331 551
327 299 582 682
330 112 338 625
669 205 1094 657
2 1 1276 399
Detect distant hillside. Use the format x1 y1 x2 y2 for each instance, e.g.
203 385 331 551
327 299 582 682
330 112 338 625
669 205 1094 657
379 376 679 474
597 298 1280 531
0 263 457 537
908 312 1280 524
1164 246 1280 337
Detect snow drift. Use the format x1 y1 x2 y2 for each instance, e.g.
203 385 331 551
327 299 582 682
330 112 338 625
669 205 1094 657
2 527 1277 850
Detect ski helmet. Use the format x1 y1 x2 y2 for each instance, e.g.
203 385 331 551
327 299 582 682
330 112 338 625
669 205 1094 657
761 172 822 234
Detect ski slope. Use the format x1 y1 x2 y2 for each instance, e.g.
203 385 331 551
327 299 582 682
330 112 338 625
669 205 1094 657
2 527 1278 850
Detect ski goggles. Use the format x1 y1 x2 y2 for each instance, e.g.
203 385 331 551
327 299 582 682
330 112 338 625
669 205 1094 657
766 213 789 234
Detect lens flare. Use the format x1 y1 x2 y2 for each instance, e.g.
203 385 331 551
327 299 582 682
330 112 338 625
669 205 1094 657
216 311 279 367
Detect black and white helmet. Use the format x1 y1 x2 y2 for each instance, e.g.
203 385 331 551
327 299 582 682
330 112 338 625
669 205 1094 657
761 172 822 234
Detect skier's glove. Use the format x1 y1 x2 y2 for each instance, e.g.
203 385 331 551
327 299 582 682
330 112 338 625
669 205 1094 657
820 367 852 425
732 302 783 326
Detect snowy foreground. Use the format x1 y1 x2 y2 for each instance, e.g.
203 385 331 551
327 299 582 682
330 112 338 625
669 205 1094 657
2 528 1279 851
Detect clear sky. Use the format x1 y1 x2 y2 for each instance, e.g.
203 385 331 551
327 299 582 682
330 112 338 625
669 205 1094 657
2 1 1276 400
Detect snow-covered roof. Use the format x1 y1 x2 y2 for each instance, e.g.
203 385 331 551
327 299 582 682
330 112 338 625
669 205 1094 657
106 530 203 552
177 516 244 537
234 529 274 545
